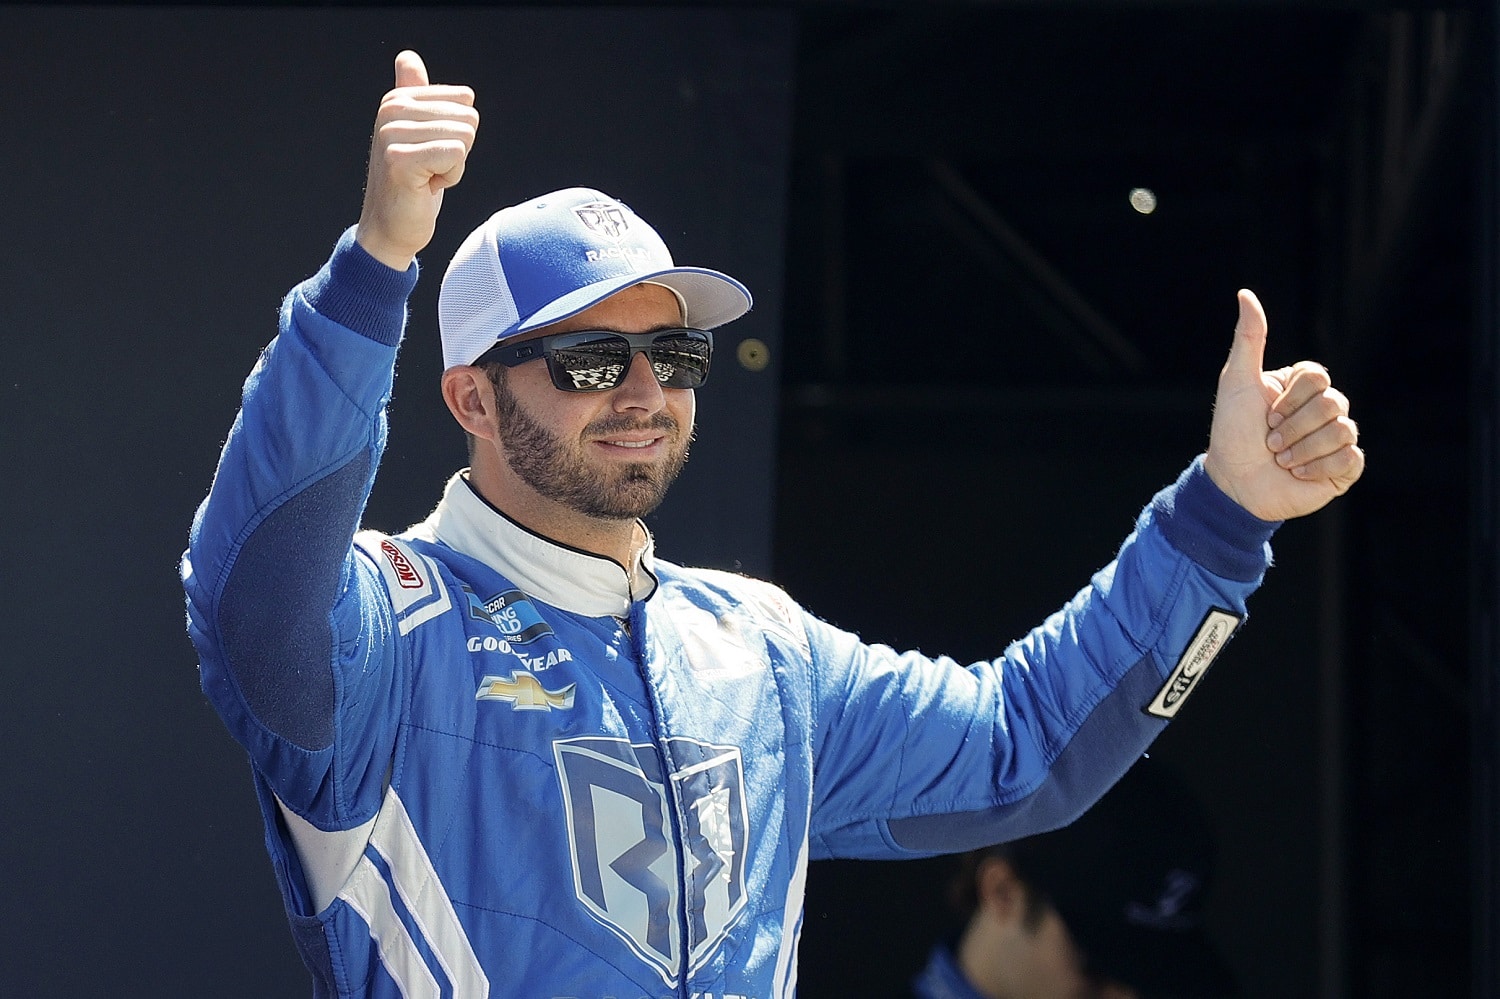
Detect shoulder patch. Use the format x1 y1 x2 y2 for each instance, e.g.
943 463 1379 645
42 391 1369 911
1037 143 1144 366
1144 608 1241 719
355 531 453 636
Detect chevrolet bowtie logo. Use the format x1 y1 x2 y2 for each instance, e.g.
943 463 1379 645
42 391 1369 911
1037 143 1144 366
475 671 576 711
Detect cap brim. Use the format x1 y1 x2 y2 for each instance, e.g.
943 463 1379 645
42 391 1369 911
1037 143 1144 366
512 265 752 338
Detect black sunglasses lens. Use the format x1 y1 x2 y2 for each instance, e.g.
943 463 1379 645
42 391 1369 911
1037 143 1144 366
549 334 711 391
550 342 630 391
648 335 711 389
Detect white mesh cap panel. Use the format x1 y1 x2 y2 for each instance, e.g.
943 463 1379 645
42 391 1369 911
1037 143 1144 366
438 213 519 369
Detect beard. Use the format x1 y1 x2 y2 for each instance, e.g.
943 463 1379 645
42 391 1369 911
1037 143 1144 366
489 369 691 521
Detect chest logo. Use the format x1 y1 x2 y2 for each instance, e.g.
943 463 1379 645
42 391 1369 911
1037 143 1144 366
377 540 425 589
475 671 575 711
554 737 748 988
466 588 554 645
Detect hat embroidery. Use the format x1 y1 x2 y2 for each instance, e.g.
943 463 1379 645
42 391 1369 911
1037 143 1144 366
575 202 629 240
1125 869 1200 931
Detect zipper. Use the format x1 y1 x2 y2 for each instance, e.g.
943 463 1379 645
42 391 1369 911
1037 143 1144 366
628 598 693 997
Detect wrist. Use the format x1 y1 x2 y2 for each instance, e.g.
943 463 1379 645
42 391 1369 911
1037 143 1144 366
354 221 418 272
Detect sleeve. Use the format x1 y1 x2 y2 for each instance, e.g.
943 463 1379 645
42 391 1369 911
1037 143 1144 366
804 457 1278 860
180 227 420 830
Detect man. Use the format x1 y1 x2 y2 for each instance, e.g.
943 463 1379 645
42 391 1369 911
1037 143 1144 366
909 761 1237 999
181 51 1362 998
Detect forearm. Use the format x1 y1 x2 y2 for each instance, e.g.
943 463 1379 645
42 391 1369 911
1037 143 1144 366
809 458 1278 857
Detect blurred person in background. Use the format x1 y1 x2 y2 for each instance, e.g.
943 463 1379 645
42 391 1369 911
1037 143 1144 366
909 759 1237 999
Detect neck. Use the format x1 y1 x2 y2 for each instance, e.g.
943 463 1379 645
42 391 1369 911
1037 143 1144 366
465 460 644 570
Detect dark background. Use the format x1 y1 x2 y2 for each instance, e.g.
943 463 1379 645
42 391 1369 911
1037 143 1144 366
0 4 1484 998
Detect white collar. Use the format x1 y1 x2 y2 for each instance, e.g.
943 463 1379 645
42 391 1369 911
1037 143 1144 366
409 471 658 618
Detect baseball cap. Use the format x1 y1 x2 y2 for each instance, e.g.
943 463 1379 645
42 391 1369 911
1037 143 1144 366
438 187 753 369
1009 760 1239 998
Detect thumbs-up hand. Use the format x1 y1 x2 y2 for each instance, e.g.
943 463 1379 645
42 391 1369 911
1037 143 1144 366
1203 290 1364 522
355 50 479 271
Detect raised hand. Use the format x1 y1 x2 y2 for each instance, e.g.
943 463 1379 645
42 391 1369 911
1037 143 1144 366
1202 290 1364 522
355 50 479 271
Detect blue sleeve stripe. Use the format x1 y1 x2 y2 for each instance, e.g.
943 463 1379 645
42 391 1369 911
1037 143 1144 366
885 653 1165 852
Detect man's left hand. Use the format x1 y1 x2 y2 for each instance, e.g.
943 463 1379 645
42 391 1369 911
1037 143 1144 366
1203 289 1364 522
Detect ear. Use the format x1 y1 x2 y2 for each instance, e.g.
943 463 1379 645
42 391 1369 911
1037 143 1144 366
975 856 1027 927
441 366 499 440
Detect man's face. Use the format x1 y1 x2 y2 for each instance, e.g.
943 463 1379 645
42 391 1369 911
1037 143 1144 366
482 283 696 522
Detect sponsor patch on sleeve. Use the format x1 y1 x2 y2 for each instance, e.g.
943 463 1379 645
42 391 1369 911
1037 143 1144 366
1145 608 1241 719
354 531 452 635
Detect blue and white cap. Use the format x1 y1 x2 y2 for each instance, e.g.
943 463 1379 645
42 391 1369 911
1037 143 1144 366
438 187 753 369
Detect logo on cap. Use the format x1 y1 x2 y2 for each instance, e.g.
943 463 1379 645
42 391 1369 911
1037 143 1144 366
575 202 629 240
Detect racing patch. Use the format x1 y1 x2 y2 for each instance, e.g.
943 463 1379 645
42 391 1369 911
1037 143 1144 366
1145 608 1240 719
354 532 452 636
482 588 554 645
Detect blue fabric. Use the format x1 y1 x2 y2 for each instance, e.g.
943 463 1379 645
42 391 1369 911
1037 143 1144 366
1153 456 1280 583
302 227 417 347
182 233 1279 997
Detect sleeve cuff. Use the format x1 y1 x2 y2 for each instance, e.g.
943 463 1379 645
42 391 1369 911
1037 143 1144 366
1151 455 1281 582
300 226 420 347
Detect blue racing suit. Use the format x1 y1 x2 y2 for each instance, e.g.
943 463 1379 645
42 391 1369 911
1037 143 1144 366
182 229 1278 999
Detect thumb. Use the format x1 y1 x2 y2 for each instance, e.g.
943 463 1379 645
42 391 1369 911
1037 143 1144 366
393 49 429 89
1223 288 1268 380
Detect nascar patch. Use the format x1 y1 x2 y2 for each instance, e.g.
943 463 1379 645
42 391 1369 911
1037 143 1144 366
1145 608 1241 719
483 588 554 645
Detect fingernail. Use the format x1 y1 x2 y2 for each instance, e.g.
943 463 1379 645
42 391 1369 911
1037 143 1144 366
1267 411 1285 429
1276 450 1294 467
1267 431 1283 451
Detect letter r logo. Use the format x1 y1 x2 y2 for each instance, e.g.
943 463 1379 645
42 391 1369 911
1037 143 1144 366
553 737 748 987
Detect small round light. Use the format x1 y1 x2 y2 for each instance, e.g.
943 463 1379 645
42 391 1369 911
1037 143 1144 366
736 338 771 372
1129 188 1157 215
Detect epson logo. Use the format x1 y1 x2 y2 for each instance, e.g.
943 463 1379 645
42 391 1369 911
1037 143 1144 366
379 540 424 590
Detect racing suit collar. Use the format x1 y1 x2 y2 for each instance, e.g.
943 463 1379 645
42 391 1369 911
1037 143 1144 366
416 471 658 617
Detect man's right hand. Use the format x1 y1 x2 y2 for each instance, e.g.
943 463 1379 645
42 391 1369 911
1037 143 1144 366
355 50 478 271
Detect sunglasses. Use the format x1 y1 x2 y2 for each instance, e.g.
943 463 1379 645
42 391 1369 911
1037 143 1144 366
477 328 714 393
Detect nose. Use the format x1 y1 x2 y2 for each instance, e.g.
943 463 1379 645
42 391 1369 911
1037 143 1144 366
611 350 667 412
